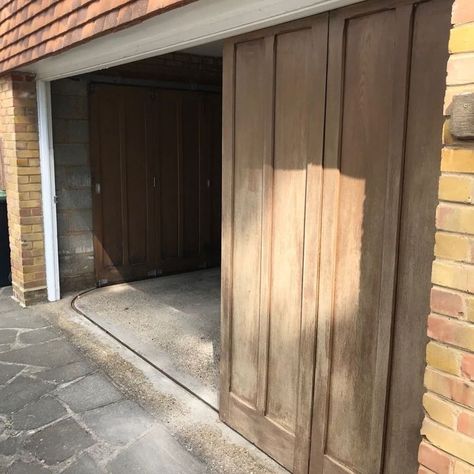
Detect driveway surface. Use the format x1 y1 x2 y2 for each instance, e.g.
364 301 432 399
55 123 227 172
0 287 206 473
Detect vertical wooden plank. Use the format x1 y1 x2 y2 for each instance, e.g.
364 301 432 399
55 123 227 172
255 34 275 416
209 93 222 266
94 85 124 270
181 90 201 258
89 84 105 282
265 27 314 431
229 37 267 406
384 1 452 472
220 40 236 419
157 90 180 261
367 5 413 470
199 93 212 263
294 13 328 473
310 12 345 472
118 88 129 268
123 86 151 266
311 3 411 472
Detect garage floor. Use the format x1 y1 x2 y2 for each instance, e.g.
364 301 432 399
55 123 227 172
73 269 220 408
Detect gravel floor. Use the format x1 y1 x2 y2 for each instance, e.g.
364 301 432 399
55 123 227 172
74 268 220 407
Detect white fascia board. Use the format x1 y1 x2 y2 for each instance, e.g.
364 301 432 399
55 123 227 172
24 0 361 81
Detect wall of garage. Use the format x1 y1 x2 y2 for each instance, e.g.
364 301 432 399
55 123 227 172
51 78 95 292
51 52 222 292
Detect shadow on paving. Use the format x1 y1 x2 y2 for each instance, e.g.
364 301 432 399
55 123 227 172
0 288 206 473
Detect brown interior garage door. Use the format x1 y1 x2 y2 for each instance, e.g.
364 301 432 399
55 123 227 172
90 84 221 285
220 0 451 472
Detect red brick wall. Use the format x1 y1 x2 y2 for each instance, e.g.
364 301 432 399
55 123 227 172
419 0 474 471
0 0 193 74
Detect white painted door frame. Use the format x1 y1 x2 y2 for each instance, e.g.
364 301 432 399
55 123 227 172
30 0 363 300
36 80 60 302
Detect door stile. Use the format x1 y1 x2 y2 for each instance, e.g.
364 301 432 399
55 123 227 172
256 34 276 416
144 90 156 274
89 85 104 284
118 92 129 268
294 13 329 474
177 95 184 259
220 40 236 420
309 11 344 473
367 5 414 471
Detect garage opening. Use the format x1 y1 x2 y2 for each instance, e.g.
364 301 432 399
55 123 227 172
51 44 223 408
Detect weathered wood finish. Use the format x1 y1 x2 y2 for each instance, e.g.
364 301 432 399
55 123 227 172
221 16 328 472
222 0 451 472
310 1 451 473
91 84 221 285
384 1 452 472
91 85 155 284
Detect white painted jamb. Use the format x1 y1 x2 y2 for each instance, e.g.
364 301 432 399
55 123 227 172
36 80 60 302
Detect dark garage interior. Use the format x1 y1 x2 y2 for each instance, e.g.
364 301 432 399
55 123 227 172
51 47 223 407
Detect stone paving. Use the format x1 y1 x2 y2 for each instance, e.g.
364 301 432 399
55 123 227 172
0 288 206 473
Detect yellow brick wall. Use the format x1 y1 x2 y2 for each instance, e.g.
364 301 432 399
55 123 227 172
419 1 474 472
0 73 46 306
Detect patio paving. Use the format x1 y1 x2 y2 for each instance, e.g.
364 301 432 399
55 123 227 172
0 287 206 473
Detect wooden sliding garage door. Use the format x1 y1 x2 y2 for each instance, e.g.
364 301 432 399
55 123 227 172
90 84 221 285
220 0 451 472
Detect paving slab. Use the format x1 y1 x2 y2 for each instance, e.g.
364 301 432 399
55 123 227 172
0 312 48 330
12 397 68 431
0 289 21 314
0 329 17 344
61 453 102 473
0 340 82 368
18 328 61 345
82 400 153 446
0 363 22 385
24 418 94 466
57 373 122 412
0 376 52 413
0 435 23 456
36 361 94 385
107 426 206 474
6 461 51 473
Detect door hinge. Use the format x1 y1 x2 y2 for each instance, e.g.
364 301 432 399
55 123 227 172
53 195 58 204
95 183 101 195
153 176 158 189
